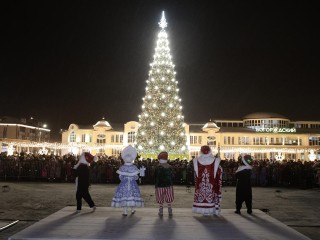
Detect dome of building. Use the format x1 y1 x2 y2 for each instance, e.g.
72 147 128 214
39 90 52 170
202 120 220 133
243 112 288 120
93 118 112 129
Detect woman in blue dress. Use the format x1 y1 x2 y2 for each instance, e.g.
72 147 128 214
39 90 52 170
111 145 144 216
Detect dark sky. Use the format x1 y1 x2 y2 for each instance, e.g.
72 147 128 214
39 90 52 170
1 1 319 139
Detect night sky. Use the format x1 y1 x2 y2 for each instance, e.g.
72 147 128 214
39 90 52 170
1 1 319 140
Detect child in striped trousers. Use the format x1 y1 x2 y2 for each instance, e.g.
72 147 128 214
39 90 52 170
155 151 174 216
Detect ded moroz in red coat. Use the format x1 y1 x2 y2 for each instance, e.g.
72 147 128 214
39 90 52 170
192 146 222 215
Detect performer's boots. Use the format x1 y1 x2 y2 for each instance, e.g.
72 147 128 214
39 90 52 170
158 207 163 216
168 207 173 216
131 207 136 214
123 207 128 216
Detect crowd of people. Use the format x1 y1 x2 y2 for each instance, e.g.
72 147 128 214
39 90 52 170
0 152 319 189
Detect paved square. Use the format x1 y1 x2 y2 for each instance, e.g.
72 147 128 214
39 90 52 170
9 207 310 240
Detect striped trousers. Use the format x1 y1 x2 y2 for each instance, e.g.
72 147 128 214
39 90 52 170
155 186 174 204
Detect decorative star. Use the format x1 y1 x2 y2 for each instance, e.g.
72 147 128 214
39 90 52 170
158 11 167 29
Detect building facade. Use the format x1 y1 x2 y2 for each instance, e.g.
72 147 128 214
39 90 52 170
61 112 320 161
0 116 51 154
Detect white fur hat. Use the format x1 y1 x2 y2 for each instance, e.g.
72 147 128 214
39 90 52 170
80 152 98 164
74 152 98 169
121 145 137 163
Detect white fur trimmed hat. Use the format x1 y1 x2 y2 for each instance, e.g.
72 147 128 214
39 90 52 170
158 151 168 160
84 152 98 163
200 145 211 155
121 145 137 162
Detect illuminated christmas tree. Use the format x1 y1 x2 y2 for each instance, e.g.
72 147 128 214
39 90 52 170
136 11 187 158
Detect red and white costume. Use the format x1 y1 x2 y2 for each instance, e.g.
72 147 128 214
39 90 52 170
192 146 222 215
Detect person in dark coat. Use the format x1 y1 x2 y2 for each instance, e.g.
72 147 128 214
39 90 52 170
235 154 253 214
73 152 98 213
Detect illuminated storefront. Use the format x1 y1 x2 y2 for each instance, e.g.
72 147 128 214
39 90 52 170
60 112 320 161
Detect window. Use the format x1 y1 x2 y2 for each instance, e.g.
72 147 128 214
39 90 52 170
190 136 194 144
111 135 115 143
112 149 121 156
69 132 76 142
190 136 198 144
81 134 86 142
270 138 274 144
309 136 320 146
128 132 136 143
224 136 234 145
238 136 249 145
97 139 106 144
120 134 123 143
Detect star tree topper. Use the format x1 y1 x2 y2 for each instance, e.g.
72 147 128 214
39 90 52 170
159 11 167 29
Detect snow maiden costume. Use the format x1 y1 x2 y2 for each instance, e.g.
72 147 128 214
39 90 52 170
73 152 98 213
235 154 253 214
111 145 144 216
192 145 222 216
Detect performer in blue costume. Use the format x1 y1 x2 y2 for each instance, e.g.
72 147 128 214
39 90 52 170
111 145 144 216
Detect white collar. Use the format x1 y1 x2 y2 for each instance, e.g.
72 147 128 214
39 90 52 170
159 159 167 164
236 165 252 173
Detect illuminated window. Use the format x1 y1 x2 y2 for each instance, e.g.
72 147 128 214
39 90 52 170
128 132 136 143
97 139 106 144
190 136 198 144
309 136 320 146
69 132 76 142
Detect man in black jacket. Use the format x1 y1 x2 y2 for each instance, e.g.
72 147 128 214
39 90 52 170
73 152 98 213
235 154 253 214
